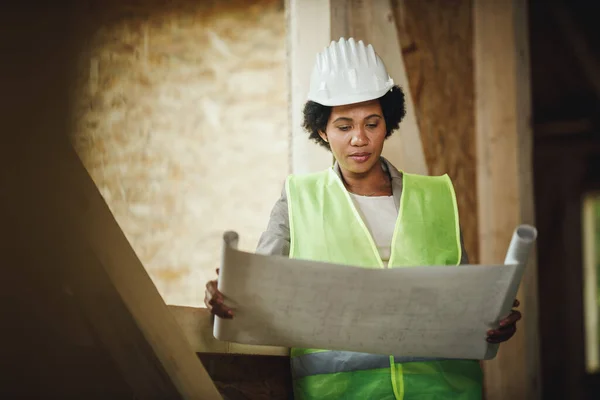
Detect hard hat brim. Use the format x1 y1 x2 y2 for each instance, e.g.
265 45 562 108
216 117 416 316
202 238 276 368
306 86 392 107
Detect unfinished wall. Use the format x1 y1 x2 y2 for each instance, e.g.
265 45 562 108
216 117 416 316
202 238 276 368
70 0 288 306
394 0 478 261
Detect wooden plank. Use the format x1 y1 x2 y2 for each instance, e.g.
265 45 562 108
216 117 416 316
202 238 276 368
286 0 334 173
474 1 540 399
199 354 293 399
1 114 222 400
393 0 478 261
170 306 289 356
0 6 221 399
582 194 599 373
535 118 595 136
330 0 428 175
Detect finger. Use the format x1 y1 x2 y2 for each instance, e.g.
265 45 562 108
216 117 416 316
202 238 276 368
212 303 234 319
206 293 232 317
205 289 233 318
487 331 516 343
487 335 512 344
204 290 213 310
499 310 522 327
487 324 516 337
205 280 221 297
204 280 233 318
513 299 520 307
487 325 516 342
205 282 226 311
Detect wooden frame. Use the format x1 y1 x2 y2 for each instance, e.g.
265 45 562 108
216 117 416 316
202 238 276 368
2 137 222 399
474 0 540 399
170 306 288 356
0 7 221 396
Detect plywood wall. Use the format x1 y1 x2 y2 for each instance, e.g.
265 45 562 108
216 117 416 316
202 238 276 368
394 0 478 261
70 0 288 306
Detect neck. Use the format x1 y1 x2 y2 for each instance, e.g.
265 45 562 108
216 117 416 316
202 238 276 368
339 158 391 197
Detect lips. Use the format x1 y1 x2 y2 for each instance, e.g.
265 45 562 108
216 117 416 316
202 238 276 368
349 152 371 163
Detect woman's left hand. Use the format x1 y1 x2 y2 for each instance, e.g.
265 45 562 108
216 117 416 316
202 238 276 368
486 299 522 344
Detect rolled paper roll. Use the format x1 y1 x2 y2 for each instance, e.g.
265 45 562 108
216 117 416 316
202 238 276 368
504 224 538 266
223 231 239 250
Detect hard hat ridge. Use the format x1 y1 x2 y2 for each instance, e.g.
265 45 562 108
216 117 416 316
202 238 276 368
307 37 394 107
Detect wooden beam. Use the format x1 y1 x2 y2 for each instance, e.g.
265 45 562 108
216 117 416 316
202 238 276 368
551 1 600 98
0 6 221 399
535 118 595 136
198 354 293 399
330 0 428 175
474 1 540 400
583 194 600 373
1 132 222 400
286 0 333 173
170 306 288 356
393 0 478 261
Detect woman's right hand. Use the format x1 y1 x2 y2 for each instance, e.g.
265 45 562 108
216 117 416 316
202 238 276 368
204 268 234 319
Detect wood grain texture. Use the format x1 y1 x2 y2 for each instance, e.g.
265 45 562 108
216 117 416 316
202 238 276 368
70 0 289 307
474 1 539 399
533 139 600 399
0 4 220 398
286 0 334 173
170 306 289 356
200 354 293 400
393 0 478 261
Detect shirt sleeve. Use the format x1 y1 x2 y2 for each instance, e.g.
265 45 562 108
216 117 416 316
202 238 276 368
255 182 291 257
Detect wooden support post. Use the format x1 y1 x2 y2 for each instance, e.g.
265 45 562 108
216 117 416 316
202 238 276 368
286 0 333 173
474 1 540 399
583 195 599 373
393 0 479 262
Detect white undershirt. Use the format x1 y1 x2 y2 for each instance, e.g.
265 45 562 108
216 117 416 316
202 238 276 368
349 193 398 268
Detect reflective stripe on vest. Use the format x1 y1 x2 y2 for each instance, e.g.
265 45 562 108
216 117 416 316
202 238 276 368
291 350 449 379
286 166 482 400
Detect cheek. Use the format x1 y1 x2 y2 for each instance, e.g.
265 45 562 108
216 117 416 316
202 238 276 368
371 127 387 146
327 134 345 155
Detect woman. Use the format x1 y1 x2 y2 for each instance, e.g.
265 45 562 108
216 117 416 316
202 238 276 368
205 38 521 400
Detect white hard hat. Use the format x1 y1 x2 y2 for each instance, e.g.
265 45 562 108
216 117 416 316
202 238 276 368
307 37 394 107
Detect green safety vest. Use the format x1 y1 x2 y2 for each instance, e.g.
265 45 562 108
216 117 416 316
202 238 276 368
285 166 483 400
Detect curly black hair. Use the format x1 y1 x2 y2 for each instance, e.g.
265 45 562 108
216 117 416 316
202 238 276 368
302 85 407 149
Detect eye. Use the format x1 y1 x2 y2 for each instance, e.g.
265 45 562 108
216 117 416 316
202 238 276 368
367 123 379 129
337 125 351 132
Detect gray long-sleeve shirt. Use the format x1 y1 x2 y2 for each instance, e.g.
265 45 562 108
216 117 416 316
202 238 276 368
256 157 469 264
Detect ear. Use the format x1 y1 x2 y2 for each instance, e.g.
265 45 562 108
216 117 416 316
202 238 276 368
318 130 328 143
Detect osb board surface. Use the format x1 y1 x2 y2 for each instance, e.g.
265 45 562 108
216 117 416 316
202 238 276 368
394 0 478 262
70 0 288 306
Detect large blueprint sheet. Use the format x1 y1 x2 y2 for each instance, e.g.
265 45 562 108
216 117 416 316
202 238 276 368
214 226 536 360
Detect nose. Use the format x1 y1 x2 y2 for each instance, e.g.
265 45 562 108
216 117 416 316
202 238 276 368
350 126 368 147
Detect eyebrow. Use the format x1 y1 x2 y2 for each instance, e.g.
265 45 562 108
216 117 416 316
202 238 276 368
332 114 382 124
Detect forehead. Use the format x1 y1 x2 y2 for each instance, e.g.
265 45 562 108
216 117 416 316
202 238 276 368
330 100 382 119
